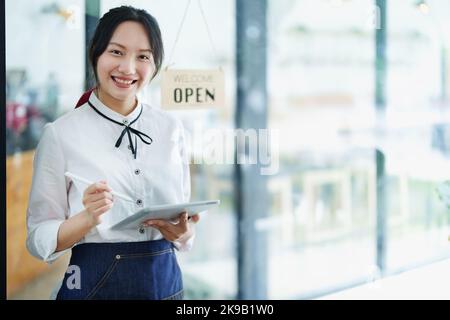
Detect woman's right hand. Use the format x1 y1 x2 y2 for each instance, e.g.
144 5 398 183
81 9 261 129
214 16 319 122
82 180 114 227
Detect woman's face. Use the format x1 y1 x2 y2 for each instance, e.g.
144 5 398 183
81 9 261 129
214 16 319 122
96 21 155 106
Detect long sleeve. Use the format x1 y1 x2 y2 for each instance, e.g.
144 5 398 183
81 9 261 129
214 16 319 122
173 120 195 252
26 123 70 263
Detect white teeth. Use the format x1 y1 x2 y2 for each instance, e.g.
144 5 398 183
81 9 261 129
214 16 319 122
114 77 133 85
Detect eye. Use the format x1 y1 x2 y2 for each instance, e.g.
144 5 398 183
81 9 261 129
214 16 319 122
109 50 123 56
139 55 150 61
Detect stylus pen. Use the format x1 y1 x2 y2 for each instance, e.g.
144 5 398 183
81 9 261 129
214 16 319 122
64 172 135 203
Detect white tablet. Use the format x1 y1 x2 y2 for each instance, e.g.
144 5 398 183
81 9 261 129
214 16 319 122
110 200 220 231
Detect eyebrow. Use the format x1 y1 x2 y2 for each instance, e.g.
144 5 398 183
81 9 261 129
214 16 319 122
108 42 152 52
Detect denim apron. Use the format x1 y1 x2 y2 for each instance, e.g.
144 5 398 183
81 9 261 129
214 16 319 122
56 239 183 300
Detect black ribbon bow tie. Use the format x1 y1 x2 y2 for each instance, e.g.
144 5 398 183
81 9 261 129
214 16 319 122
88 101 153 159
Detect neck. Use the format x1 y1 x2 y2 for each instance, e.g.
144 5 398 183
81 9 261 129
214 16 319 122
96 88 137 116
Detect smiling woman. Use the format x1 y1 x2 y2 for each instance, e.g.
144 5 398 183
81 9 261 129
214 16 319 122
25 5 200 300
94 22 155 115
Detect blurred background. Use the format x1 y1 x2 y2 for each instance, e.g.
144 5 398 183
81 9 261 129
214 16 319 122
6 0 450 299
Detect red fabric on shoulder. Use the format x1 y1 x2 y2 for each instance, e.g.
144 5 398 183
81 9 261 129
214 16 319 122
75 88 95 108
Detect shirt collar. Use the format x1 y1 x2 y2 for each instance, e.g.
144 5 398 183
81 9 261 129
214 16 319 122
88 91 143 125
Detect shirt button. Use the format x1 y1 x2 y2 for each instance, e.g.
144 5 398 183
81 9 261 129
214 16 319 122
115 255 121 260
134 169 141 175
122 119 129 125
139 226 145 234
128 145 132 150
136 199 143 206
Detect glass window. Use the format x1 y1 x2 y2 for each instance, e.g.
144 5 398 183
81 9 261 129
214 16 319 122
266 0 450 298
385 0 450 272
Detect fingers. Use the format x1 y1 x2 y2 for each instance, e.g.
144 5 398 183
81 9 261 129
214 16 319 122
92 197 114 210
82 181 113 204
143 211 199 243
85 191 114 203
190 214 200 223
145 212 188 227
144 218 186 231
144 215 187 233
144 212 200 227
93 201 114 215
84 197 113 214
82 181 114 224
84 181 112 196
84 200 113 227
174 212 188 225
156 227 180 242
150 221 186 242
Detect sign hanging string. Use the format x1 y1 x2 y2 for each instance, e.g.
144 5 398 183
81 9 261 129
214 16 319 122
166 0 220 68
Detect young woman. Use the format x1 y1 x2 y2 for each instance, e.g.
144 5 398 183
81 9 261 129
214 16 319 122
26 6 199 300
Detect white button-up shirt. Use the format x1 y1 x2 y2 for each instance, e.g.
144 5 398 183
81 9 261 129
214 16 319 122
26 92 193 263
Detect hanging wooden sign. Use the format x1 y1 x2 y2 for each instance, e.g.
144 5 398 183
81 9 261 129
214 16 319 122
161 69 225 109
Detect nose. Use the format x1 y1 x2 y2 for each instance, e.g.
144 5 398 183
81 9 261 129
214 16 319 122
118 57 136 75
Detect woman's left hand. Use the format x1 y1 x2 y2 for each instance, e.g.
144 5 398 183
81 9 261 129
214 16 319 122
142 212 200 243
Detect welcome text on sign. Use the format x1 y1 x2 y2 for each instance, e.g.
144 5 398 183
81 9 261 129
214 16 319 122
162 69 224 109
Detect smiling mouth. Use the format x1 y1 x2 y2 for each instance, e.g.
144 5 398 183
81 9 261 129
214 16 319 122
111 76 138 85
